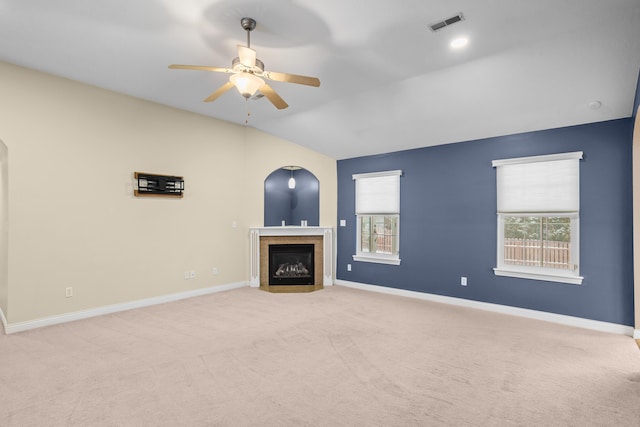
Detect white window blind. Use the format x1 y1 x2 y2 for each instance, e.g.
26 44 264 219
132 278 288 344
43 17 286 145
353 170 402 214
492 152 582 213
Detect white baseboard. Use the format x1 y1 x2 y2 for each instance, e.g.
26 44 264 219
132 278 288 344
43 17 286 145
5 280 635 338
3 282 248 334
334 280 635 337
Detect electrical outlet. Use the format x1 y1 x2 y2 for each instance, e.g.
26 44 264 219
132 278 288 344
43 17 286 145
212 267 219 275
461 276 467 286
65 287 73 298
347 264 352 272
340 219 346 227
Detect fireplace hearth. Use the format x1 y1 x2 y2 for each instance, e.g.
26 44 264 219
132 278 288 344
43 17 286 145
269 244 314 285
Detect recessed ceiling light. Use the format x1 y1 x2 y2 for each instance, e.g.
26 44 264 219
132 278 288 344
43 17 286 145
588 100 602 110
450 37 468 49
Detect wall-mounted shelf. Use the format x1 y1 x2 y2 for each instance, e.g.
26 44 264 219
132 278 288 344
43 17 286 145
134 172 184 198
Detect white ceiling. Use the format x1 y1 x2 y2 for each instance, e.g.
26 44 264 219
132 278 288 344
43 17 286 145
1 0 639 159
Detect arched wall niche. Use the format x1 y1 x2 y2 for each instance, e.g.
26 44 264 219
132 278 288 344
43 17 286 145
264 166 319 227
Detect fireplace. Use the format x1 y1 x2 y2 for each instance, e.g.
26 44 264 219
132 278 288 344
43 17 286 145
269 244 314 285
250 227 333 292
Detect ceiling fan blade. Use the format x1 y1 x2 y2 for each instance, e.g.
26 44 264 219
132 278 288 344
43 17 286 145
263 71 320 87
203 81 235 102
169 64 234 74
260 83 288 109
237 45 256 68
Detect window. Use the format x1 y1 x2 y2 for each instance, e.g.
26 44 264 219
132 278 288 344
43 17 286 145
352 170 402 265
492 152 583 284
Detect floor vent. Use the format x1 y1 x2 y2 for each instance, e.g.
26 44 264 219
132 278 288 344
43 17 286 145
429 13 464 32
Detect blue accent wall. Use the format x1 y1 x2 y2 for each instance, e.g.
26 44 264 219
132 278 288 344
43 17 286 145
337 119 634 326
290 170 320 226
264 169 292 225
264 168 320 227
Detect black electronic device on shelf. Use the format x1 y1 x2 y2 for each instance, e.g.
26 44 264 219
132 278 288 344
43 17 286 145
134 172 184 198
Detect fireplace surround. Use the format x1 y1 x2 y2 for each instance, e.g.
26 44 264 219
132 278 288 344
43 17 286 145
249 227 333 292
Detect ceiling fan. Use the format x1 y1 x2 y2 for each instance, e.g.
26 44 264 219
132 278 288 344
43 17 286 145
169 17 320 110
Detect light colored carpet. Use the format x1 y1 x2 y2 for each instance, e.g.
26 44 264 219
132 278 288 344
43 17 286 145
1 286 639 426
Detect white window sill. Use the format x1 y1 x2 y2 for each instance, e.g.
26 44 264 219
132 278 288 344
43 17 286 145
353 255 401 265
493 268 583 285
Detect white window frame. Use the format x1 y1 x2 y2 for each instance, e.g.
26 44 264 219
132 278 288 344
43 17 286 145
492 152 583 285
352 170 402 265
495 213 581 284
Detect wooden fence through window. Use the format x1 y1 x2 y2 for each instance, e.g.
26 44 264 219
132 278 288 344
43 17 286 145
373 232 394 254
504 238 570 269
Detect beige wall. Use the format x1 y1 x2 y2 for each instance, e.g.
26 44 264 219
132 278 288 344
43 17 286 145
0 62 336 325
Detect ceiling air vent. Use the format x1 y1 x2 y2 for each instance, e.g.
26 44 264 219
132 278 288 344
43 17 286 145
429 13 464 32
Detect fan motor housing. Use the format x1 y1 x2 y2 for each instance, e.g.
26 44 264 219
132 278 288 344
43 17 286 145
232 57 264 72
241 17 256 32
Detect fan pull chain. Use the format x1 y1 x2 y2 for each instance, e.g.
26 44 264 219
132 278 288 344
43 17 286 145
245 98 251 125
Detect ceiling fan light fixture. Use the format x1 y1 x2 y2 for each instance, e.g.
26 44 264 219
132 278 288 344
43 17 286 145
168 17 318 110
230 72 265 98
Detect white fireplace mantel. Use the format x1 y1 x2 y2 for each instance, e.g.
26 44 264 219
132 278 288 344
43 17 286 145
249 227 333 287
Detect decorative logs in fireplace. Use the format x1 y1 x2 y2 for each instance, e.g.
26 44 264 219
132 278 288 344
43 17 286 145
269 244 314 286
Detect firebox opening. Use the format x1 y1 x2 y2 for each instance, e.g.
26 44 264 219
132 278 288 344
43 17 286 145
269 244 314 285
